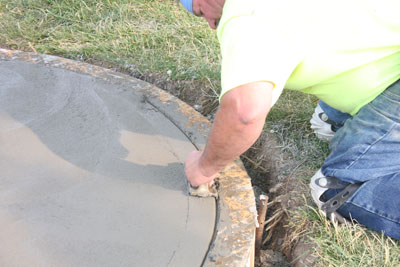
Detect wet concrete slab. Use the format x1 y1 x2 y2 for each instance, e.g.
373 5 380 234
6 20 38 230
0 59 216 266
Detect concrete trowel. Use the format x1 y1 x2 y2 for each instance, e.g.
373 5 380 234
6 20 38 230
188 180 218 198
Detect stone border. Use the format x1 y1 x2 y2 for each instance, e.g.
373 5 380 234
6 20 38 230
0 49 256 267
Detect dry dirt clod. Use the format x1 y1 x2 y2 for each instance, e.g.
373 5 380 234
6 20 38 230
255 249 290 267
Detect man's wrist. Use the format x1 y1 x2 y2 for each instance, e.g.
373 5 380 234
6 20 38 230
198 153 223 177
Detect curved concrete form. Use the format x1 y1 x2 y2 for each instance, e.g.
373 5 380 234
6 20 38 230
0 49 256 267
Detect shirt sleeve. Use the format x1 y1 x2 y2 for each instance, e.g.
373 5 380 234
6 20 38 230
217 15 301 106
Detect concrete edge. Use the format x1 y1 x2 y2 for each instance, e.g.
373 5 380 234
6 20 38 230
0 49 257 267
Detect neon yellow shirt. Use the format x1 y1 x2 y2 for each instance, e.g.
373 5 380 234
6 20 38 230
217 0 400 115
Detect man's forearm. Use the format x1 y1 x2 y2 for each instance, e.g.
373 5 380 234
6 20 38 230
199 101 266 176
199 82 273 176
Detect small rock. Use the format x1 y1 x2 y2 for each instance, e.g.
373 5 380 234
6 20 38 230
269 183 283 194
208 253 218 262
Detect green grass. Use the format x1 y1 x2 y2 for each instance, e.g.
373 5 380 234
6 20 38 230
267 90 330 167
0 0 220 81
1 1 399 266
294 205 400 267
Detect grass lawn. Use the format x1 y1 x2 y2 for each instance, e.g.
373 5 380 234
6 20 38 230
1 0 399 266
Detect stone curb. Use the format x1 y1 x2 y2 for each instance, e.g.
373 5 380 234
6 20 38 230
0 49 256 267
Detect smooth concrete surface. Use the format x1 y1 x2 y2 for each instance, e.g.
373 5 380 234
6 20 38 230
0 59 216 266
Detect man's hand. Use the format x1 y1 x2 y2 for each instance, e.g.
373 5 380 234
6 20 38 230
185 150 218 187
185 81 274 187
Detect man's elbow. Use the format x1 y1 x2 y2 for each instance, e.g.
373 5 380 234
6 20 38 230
220 83 273 126
236 103 270 126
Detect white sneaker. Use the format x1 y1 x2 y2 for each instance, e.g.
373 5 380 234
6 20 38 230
310 104 335 142
310 169 327 210
310 169 347 223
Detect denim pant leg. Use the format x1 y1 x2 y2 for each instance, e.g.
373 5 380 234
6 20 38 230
318 100 352 131
321 80 400 240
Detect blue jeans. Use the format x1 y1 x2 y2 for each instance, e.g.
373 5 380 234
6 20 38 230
318 100 352 132
320 80 400 240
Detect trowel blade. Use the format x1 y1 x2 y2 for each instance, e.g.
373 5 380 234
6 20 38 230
188 180 218 198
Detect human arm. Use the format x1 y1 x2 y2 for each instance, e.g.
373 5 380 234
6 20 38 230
185 81 273 186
